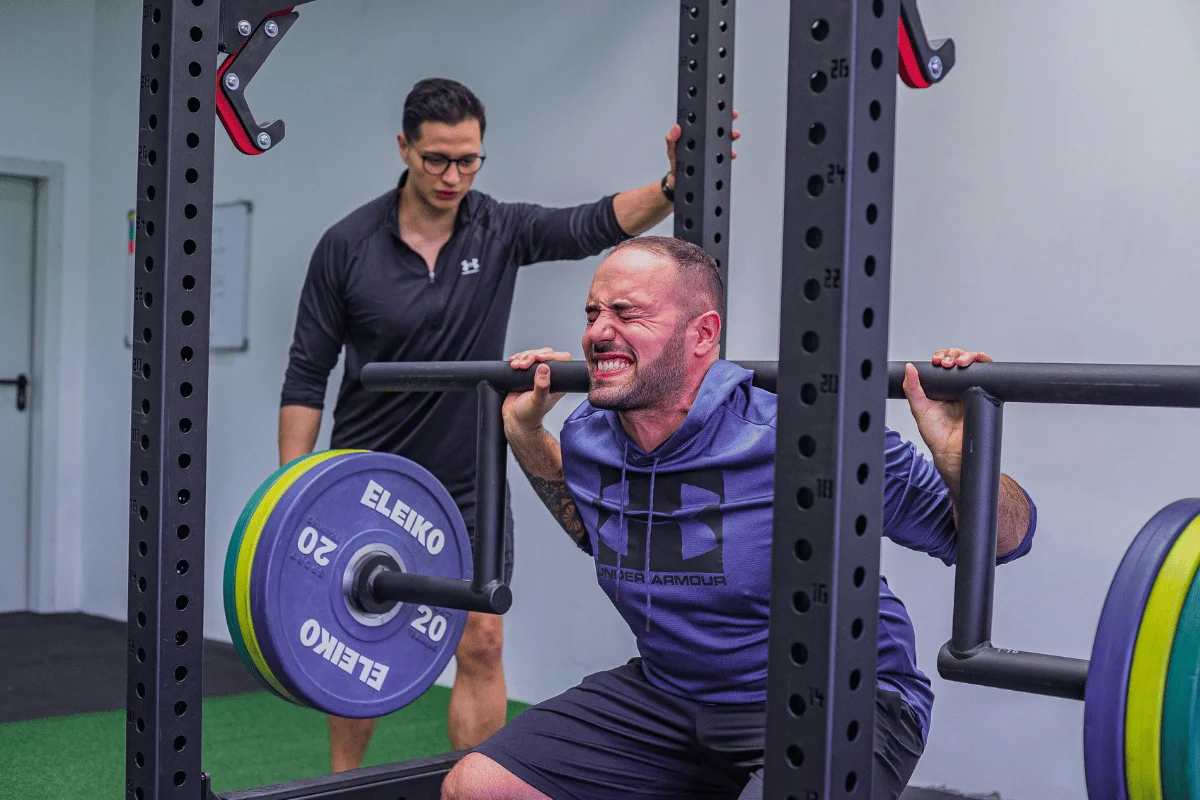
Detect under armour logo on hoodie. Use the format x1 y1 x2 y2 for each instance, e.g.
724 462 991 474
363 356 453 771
460 258 480 275
593 467 725 574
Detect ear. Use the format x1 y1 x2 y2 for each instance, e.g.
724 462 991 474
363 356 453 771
397 133 409 159
692 310 722 357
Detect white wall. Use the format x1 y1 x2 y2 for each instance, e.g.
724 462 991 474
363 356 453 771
31 0 1200 796
0 0 96 612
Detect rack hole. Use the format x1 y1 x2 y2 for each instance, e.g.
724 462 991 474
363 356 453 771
865 255 877 276
147 150 157 166
177 560 189 576
174 736 187 751
176 595 189 610
808 122 826 145
136 682 145 698
190 26 203 41
846 771 858 792
806 175 824 198
863 307 875 328
143 292 153 308
175 666 188 681
136 753 144 767
861 359 873 380
803 279 820 301
186 168 198 184
173 771 187 787
139 506 148 521
139 471 149 487
148 114 157 130
183 274 196 290
188 61 201 77
793 591 811 613
850 669 863 690
847 720 860 741
786 745 804 768
178 489 190 505
684 218 694 230
182 310 195 326
179 453 191 469
151 43 160 59
689 33 698 45
142 328 152 343
789 694 807 716
152 8 161 22
137 647 146 662
852 619 864 639
872 48 883 69
795 538 813 561
176 630 188 645
854 566 865 587
805 227 822 250
717 73 726 84
713 232 722 244
181 346 194 362
719 20 726 31
811 19 829 40
796 487 814 510
856 515 868 535
138 540 147 556
183 239 196 255
718 46 726 58
859 412 871 432
688 59 698 72
870 100 882 120
137 611 146 626
717 99 725 111
686 138 696 151
140 435 150 451
150 79 159 95
868 152 881 172
857 464 869 484
717 127 725 138
798 436 816 458
809 71 828 94
800 383 818 405
866 204 879 224
144 255 154 271
136 717 145 732
687 112 696 124
141 364 151 379
801 331 819 353
175 701 187 716
180 382 193 398
178 524 190 539
185 204 197 219
686 165 696 177
188 97 200 113
715 179 723 190
688 85 697 98
715 153 724 164
179 418 192 433
791 643 809 665
139 397 149 414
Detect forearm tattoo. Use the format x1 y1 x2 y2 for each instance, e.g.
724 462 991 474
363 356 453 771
522 466 591 552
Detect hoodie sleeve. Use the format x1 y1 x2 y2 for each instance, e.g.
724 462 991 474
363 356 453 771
880 429 1036 567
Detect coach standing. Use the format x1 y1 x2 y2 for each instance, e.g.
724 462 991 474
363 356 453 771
278 77 739 772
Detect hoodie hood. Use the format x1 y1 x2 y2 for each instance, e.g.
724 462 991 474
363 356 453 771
599 359 753 467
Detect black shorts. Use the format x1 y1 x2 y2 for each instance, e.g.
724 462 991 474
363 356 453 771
474 660 924 800
455 483 515 586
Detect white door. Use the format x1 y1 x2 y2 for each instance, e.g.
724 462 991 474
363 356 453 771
0 175 36 612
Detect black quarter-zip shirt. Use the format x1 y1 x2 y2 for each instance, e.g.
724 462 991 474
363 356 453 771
281 173 629 514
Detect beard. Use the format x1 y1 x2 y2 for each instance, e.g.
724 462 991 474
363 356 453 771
587 326 689 412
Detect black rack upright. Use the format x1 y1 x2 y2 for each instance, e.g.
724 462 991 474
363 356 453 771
764 1 900 795
128 2 219 799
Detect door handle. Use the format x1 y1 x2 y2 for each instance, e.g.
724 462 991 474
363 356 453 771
0 374 28 412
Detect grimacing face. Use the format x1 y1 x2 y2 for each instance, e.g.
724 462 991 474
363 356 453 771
581 247 692 412
397 118 482 212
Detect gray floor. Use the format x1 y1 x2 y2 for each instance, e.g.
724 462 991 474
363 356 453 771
0 611 261 722
902 789 1001 799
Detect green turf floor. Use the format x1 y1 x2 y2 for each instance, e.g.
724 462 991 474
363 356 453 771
0 687 529 798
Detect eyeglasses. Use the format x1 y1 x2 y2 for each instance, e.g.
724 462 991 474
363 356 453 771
420 152 485 176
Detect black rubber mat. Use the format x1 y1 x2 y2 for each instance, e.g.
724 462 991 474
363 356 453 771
0 611 262 723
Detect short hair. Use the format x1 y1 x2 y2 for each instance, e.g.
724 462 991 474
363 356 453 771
611 236 726 320
402 78 486 143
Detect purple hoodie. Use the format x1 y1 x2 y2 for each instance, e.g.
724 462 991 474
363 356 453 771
559 360 1036 740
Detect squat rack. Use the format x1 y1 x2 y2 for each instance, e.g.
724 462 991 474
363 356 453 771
127 1 953 798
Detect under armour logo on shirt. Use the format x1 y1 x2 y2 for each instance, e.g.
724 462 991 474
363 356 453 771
460 258 480 276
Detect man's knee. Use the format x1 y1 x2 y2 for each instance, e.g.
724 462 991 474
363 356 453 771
441 753 510 800
328 715 376 740
456 613 504 674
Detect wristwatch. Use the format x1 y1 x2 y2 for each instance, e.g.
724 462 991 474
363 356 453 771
661 173 675 202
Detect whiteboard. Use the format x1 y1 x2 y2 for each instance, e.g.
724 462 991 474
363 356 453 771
126 201 251 351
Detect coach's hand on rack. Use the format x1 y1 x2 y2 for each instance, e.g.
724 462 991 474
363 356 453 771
502 347 572 442
664 109 741 191
902 348 993 492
